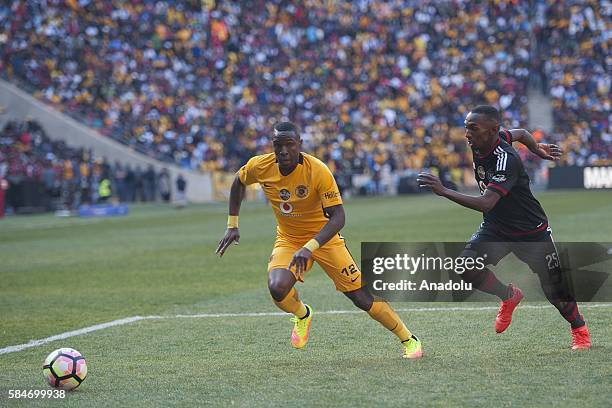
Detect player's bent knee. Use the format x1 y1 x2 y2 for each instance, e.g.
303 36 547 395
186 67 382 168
343 288 373 311
268 279 291 302
268 269 294 301
352 298 371 311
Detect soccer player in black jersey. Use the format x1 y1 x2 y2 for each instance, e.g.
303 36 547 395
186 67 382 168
418 105 591 350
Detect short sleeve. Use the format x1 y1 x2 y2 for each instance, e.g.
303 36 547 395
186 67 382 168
238 157 260 186
317 164 343 208
487 153 519 197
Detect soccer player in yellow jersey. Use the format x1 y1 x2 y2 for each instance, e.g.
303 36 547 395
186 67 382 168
216 122 423 359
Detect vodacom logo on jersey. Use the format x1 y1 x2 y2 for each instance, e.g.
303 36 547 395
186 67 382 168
280 202 293 214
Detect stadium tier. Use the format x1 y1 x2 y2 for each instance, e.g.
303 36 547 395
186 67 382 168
0 119 174 212
1 0 608 182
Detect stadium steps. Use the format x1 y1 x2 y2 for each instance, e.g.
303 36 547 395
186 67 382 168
527 88 553 134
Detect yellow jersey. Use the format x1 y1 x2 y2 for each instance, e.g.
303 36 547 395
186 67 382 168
238 152 343 241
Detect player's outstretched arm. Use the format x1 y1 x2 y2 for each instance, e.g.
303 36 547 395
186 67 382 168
508 129 563 161
289 204 345 282
216 175 246 257
417 173 501 213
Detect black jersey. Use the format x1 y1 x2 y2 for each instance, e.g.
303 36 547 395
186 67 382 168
472 130 548 235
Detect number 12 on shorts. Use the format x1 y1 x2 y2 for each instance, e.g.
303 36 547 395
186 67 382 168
341 263 358 276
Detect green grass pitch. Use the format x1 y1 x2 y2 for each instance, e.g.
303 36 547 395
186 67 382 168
0 190 611 407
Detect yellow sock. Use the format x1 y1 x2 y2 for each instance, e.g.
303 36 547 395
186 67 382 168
273 288 308 318
367 301 412 342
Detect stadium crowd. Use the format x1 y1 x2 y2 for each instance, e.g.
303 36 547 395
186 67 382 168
536 0 610 166
0 119 175 212
0 0 609 191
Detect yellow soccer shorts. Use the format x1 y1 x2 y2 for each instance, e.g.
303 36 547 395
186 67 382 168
267 234 362 292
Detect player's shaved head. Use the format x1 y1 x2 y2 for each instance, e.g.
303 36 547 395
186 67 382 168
469 105 501 125
273 121 300 140
272 121 302 174
464 105 501 153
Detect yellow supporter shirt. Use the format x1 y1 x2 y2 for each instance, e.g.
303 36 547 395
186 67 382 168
238 153 343 241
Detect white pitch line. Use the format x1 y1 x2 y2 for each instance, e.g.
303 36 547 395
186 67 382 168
0 317 145 355
172 303 612 317
2 303 611 355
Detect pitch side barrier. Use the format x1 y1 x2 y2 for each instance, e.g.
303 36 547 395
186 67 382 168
548 165 612 189
361 242 612 302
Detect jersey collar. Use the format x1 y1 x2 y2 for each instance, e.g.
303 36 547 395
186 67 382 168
476 138 500 159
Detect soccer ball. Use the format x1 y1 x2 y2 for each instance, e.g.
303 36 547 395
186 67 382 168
42 348 88 390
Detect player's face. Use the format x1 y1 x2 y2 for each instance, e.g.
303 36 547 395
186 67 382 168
464 113 499 152
272 131 301 172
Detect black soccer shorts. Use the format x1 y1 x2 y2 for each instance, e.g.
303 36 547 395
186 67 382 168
461 223 574 301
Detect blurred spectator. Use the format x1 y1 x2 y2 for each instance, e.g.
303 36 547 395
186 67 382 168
125 165 135 202
113 163 127 203
175 173 187 208
159 168 171 202
144 164 157 201
98 177 112 203
134 165 145 202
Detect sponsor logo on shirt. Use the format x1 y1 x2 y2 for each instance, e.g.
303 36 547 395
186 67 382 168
491 174 507 183
280 202 293 214
279 189 291 201
323 191 340 200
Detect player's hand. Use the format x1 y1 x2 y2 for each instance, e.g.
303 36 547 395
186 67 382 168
288 248 312 283
216 228 240 257
417 173 446 195
532 143 563 161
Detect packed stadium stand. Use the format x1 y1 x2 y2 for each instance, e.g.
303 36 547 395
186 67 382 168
0 118 175 212
0 0 609 202
536 0 610 166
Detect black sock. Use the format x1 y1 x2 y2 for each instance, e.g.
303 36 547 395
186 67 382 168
300 305 310 320
570 314 585 329
463 269 509 300
504 285 514 301
548 300 586 329
402 334 419 344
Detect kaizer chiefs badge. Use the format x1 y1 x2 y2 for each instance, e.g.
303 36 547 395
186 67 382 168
477 166 485 179
279 188 291 201
295 185 308 198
